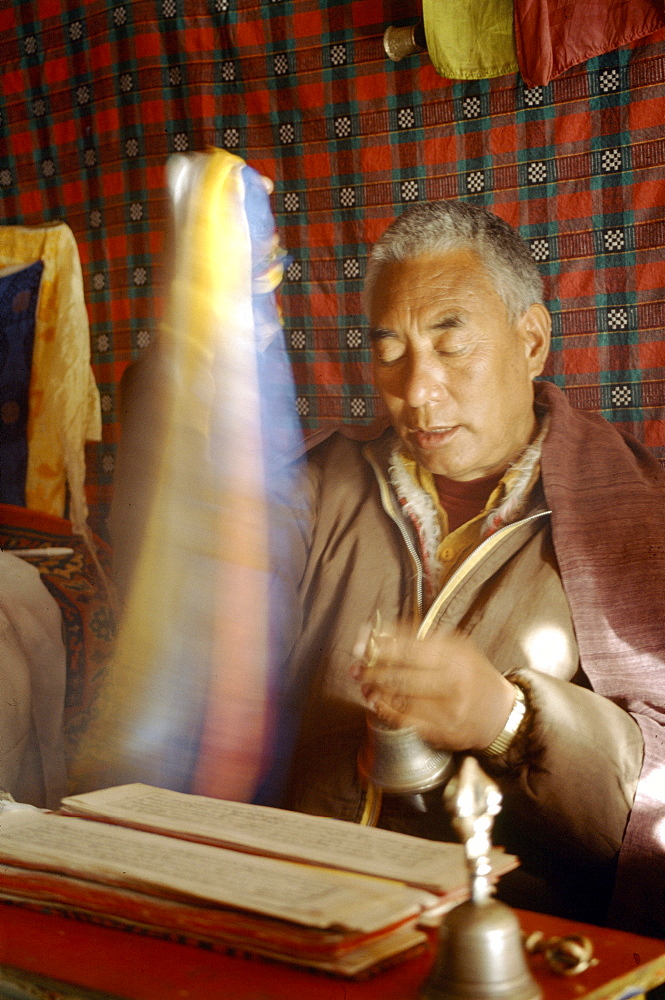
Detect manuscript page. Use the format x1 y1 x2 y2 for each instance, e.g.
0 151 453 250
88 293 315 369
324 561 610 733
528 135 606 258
61 783 516 893
0 806 433 933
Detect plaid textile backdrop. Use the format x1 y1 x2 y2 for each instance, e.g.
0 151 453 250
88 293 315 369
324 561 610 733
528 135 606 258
0 0 664 536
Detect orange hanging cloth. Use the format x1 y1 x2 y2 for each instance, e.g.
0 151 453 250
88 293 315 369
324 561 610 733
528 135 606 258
514 0 665 87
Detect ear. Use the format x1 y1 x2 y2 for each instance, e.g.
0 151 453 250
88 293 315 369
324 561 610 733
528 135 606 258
518 303 551 379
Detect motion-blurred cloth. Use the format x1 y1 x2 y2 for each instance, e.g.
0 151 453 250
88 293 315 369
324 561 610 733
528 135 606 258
76 150 303 801
0 223 101 534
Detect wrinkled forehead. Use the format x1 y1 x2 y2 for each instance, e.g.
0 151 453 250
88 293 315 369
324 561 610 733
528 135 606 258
368 248 503 319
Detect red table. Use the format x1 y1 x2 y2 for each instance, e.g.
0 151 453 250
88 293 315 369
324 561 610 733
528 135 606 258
1 902 664 1000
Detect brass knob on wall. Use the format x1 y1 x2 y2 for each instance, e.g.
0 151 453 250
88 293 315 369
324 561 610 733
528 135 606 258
383 21 427 62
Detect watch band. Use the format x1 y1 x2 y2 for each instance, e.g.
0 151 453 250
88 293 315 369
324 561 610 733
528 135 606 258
482 683 527 756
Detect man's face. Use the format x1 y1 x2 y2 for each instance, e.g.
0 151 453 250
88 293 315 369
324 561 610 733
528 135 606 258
368 249 550 480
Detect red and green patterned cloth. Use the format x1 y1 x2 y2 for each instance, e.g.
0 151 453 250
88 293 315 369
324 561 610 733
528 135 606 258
0 2 663 535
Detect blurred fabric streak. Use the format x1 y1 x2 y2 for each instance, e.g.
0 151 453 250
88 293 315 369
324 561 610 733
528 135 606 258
74 150 303 801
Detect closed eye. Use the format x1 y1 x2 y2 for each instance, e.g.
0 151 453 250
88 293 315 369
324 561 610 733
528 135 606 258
370 329 406 364
432 317 469 357
435 342 467 358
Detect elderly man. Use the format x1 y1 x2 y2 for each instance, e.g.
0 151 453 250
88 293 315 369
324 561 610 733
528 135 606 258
279 200 665 937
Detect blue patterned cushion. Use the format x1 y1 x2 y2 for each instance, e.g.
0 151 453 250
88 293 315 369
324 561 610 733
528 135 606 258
0 260 44 505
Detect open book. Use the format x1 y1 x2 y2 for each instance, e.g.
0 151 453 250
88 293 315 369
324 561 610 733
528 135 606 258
0 784 518 977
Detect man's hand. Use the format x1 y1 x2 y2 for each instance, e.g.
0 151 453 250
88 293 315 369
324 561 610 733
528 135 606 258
351 623 516 752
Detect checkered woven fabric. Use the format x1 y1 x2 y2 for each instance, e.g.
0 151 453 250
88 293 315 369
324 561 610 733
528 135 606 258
1 2 664 534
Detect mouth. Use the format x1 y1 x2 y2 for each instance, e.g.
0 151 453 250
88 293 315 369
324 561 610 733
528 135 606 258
409 426 460 450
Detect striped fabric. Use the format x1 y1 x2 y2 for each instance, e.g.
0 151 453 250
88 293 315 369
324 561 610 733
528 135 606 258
0 2 663 535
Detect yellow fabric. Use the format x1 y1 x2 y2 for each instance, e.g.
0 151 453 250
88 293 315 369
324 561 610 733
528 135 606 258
400 451 505 583
423 0 519 80
0 223 101 533
400 447 542 590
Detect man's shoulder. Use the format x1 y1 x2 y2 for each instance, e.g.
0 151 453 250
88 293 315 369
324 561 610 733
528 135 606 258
300 425 396 510
305 423 394 468
537 380 664 491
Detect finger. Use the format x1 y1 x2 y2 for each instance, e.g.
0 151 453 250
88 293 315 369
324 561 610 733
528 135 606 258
350 658 365 681
388 690 410 714
352 621 373 661
358 631 404 679
363 631 476 696
361 681 410 713
352 619 401 684
370 691 429 732
361 658 444 702
360 647 414 701
368 693 407 728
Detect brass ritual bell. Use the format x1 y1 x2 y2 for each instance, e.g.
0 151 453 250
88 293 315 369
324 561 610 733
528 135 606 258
356 614 456 798
420 757 542 1000
357 712 456 796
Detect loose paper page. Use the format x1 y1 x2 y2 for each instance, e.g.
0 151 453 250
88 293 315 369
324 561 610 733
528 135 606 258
61 783 516 892
0 809 433 933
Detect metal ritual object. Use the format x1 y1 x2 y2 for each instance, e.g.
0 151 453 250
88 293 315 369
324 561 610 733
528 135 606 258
383 21 427 62
356 613 455 796
357 713 456 795
420 757 542 1000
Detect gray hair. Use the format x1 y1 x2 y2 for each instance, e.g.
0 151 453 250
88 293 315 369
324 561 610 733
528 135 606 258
363 201 544 322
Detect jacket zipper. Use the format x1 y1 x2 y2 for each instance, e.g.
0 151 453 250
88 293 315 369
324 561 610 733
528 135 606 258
366 446 551 631
365 449 424 617
418 509 552 639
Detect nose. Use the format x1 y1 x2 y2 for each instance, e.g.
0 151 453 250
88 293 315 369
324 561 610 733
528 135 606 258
403 348 446 409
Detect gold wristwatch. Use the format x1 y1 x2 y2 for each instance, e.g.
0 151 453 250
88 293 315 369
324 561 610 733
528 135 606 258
482 683 527 756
